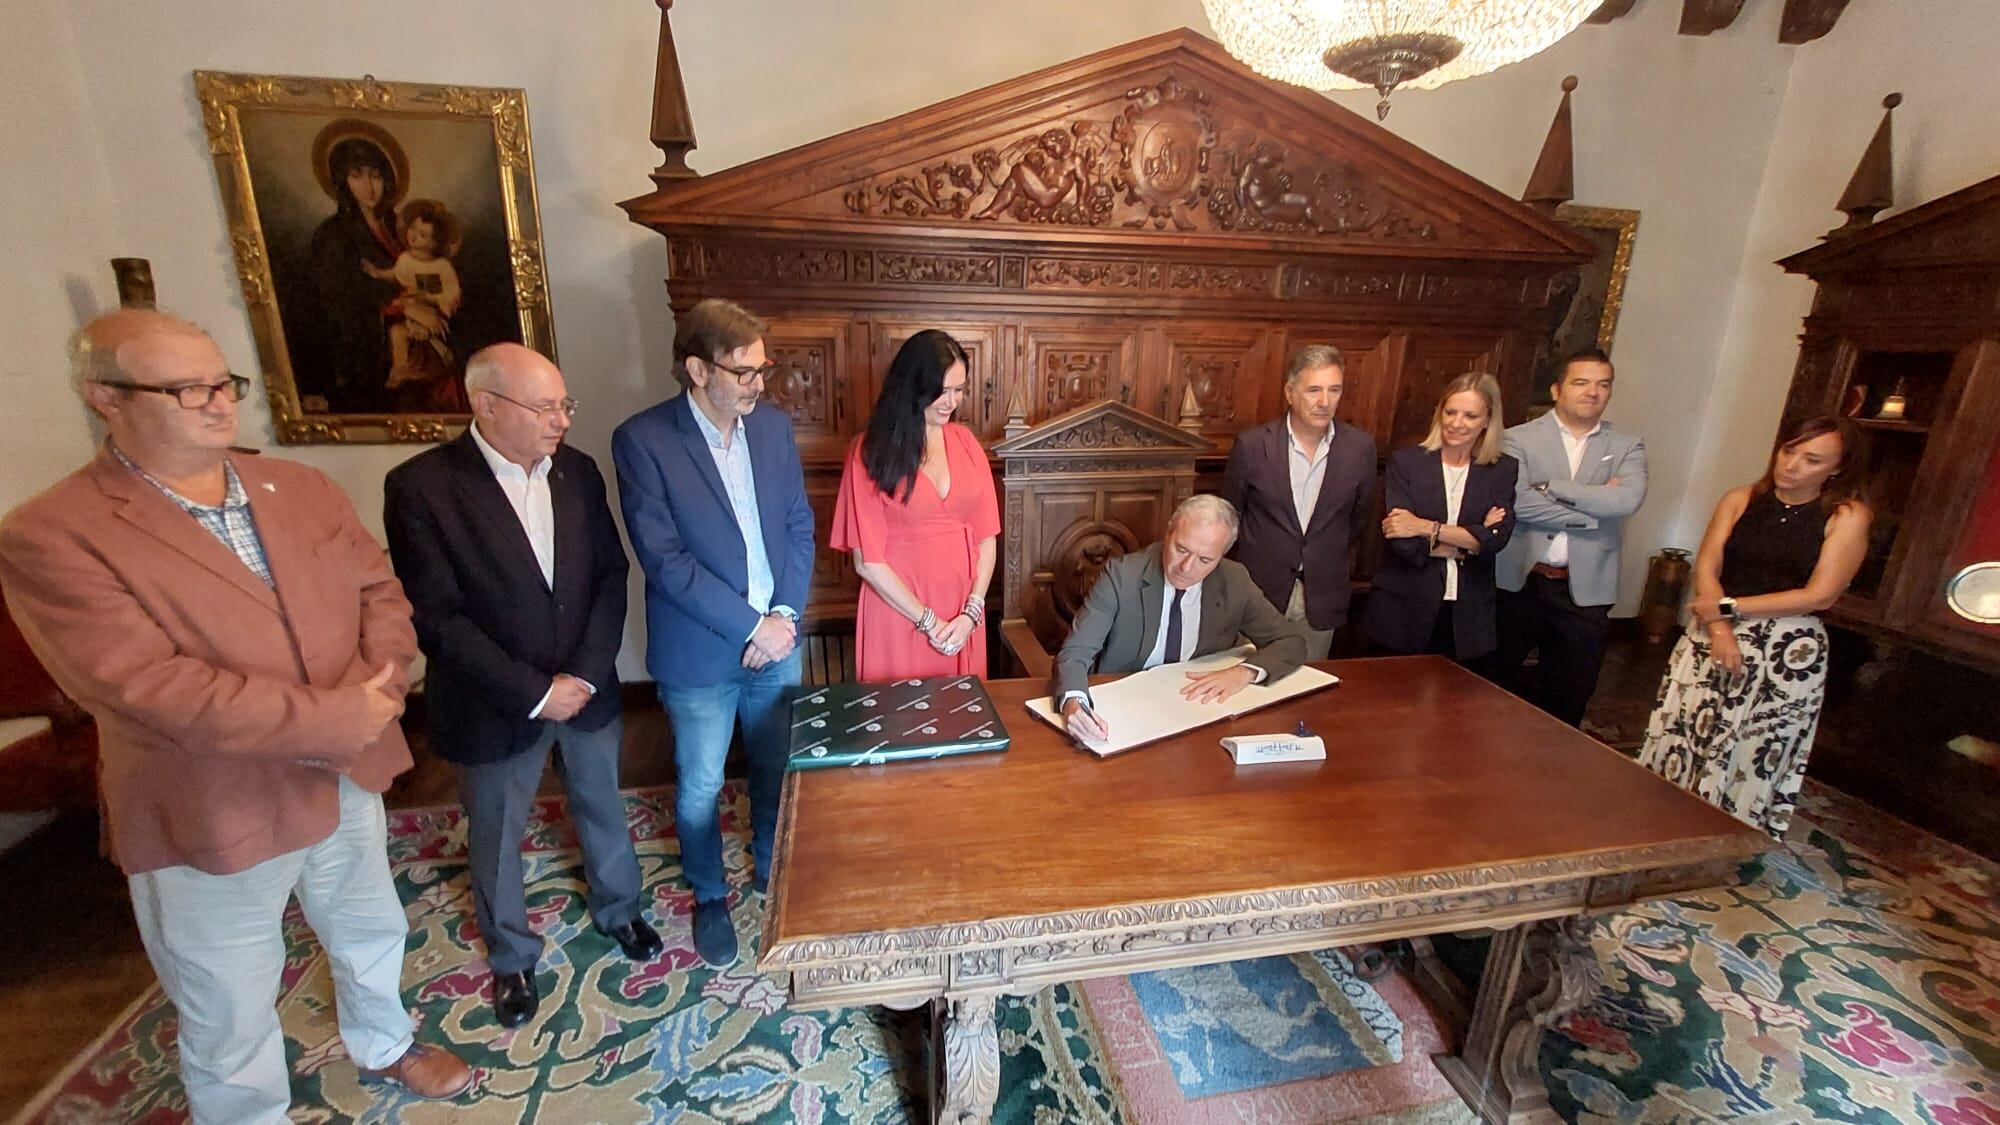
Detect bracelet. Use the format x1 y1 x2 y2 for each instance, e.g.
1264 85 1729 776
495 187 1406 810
1427 521 1442 551
915 607 937 633
961 597 985 626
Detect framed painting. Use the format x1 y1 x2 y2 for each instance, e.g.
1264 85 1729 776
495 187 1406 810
1529 203 1639 407
195 71 555 444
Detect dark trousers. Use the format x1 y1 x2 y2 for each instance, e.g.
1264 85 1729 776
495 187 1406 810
460 715 643 975
1493 574 1612 727
1425 606 1497 680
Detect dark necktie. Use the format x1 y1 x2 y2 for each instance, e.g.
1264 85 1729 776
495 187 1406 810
1163 587 1185 666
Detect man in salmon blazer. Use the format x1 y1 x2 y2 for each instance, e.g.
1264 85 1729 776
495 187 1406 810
0 310 472 1123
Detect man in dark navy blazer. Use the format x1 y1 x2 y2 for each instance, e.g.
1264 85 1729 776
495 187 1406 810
384 344 658 1030
1220 344 1378 659
612 298 814 967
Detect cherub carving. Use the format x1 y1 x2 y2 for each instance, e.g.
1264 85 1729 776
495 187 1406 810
1237 142 1318 229
972 122 1114 224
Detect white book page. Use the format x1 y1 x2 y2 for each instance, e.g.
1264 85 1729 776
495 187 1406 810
1026 644 1339 756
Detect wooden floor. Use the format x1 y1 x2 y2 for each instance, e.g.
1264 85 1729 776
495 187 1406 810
0 629 1673 1117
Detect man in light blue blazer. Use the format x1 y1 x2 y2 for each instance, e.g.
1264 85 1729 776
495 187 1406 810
1493 348 1647 726
612 298 814 967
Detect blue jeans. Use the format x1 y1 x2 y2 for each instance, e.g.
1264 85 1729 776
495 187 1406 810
658 650 801 904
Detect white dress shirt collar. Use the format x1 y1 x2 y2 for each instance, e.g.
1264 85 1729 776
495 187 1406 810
469 420 552 484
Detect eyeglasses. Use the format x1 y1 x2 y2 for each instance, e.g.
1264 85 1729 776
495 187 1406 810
94 374 251 409
707 359 779 386
481 388 579 419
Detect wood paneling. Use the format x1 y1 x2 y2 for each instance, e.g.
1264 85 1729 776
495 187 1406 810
627 30 1592 620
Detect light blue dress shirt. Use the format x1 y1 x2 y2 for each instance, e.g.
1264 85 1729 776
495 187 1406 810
688 399 792 639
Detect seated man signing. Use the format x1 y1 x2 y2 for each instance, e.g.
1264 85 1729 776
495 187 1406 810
1054 494 1308 741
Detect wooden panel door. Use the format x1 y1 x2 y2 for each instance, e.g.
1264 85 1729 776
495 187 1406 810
762 315 864 462
1148 323 1278 442
871 319 1011 443
1020 321 1142 423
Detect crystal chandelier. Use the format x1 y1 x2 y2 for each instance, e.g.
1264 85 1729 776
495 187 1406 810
1202 0 1600 118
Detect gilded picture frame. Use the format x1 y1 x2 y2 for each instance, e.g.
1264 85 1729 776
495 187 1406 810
1531 203 1640 403
195 71 555 444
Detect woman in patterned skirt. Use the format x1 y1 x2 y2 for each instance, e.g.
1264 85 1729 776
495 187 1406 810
1638 416 1871 838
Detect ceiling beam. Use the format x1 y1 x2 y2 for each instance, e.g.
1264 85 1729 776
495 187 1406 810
1780 0 1853 43
1679 0 1748 35
1586 0 1638 24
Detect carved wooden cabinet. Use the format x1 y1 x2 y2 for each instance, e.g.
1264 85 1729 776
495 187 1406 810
625 29 1591 621
1776 174 2000 670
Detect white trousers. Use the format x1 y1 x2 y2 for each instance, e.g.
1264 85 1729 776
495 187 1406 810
128 776 415 1125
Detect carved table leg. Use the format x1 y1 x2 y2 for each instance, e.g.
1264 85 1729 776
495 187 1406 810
1432 917 1602 1125
930 993 1000 1125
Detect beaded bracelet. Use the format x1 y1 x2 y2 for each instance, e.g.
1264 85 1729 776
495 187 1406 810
915 607 937 634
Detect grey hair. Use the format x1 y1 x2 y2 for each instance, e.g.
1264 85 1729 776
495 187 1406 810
1284 344 1345 386
463 348 505 396
68 308 205 396
1171 493 1240 545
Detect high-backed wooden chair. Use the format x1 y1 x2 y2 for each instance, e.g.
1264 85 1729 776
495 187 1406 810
991 399 1214 679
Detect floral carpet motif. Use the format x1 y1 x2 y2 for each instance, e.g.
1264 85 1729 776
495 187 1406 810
14 780 1999 1124
1546 781 2000 1125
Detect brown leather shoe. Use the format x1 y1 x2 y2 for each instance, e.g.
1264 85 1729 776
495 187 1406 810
358 1041 474 1100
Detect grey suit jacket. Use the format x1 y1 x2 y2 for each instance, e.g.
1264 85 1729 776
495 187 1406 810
1494 411 1648 607
1053 544 1308 701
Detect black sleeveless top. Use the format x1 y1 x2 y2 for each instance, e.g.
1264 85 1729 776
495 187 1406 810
1720 489 1826 597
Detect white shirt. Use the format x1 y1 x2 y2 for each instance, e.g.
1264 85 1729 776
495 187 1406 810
1286 421 1333 530
688 396 788 635
1442 460 1469 602
470 421 555 586
1542 419 1601 568
1143 580 1203 669
469 422 589 719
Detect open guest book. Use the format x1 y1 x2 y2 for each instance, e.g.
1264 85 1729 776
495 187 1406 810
1025 645 1339 757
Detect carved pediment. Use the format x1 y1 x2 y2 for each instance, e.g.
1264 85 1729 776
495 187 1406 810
994 400 1216 462
1781 174 2000 276
625 30 1589 263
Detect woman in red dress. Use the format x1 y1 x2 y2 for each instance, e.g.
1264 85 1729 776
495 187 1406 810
831 330 1001 680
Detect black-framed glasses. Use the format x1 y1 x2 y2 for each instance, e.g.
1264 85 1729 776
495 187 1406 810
480 388 579 419
707 359 779 386
94 374 251 409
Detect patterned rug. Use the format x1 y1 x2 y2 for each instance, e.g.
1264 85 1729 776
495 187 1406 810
1544 782 2000 1125
13 780 1998 1124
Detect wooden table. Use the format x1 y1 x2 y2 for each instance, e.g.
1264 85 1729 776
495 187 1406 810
758 657 1769 1124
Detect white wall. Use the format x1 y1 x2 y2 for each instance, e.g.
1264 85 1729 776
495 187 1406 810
1683 0 2000 542
9 0 1989 677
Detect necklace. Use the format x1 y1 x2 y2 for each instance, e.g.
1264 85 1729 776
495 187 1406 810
1773 494 1813 523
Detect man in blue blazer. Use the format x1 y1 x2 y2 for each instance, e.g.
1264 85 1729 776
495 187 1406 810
1493 348 1648 726
612 298 814 966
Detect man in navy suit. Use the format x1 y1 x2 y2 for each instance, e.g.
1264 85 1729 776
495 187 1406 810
612 298 814 966
1220 344 1378 660
384 344 657 1031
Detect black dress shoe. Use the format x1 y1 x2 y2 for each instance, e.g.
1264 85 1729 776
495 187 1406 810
492 969 538 1029
598 916 665 962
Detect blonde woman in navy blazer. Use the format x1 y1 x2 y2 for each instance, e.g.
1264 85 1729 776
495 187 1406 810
1362 373 1518 670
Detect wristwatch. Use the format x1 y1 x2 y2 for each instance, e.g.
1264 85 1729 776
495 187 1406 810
1717 596 1738 621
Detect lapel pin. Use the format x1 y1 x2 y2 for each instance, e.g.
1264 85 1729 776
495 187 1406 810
262 482 278 492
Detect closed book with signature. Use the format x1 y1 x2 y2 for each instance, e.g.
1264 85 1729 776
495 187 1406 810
787 675 1011 770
